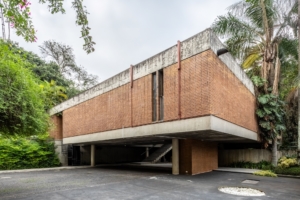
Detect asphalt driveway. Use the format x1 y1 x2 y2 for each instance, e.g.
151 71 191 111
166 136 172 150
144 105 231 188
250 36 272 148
0 166 299 200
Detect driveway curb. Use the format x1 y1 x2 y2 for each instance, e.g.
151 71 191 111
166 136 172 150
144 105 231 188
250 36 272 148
0 166 92 174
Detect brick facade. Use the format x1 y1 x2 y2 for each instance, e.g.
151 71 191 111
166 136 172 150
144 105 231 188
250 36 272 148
179 139 218 175
50 115 62 140
59 49 257 138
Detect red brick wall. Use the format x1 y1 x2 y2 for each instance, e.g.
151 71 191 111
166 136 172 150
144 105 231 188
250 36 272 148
163 50 257 131
209 52 258 132
163 63 179 121
180 139 218 175
50 115 62 140
179 139 192 174
60 49 257 138
132 74 152 127
180 51 211 119
63 83 132 138
191 140 218 174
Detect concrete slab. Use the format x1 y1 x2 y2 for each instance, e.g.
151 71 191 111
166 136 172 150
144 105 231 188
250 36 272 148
215 167 260 174
1 167 300 200
63 116 258 145
126 162 172 169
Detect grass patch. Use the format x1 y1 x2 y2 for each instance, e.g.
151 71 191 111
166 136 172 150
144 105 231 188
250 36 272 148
253 170 277 177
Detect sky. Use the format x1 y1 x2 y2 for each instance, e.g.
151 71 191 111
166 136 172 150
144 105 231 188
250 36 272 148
11 0 238 82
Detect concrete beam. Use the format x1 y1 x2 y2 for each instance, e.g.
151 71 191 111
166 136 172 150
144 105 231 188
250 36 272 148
63 116 258 145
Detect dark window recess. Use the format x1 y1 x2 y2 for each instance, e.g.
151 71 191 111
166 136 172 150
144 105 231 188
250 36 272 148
158 70 164 120
152 73 157 121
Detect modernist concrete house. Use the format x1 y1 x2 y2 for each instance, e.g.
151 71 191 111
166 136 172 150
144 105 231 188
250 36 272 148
49 28 259 175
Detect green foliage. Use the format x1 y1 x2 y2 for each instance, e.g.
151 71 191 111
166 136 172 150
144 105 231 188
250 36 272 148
0 0 95 53
251 76 286 141
0 41 49 136
254 170 277 177
229 159 300 176
0 134 60 170
1 0 36 42
274 167 300 176
212 1 295 158
4 40 80 98
277 157 298 169
40 80 67 111
229 160 273 170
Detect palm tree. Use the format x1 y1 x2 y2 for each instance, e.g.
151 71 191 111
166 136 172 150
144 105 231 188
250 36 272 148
212 0 297 166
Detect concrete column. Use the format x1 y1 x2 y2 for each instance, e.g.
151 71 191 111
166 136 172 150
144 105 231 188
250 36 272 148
172 139 179 175
91 144 95 167
146 147 149 158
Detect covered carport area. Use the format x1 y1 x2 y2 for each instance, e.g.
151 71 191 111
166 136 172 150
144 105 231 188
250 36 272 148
63 115 259 175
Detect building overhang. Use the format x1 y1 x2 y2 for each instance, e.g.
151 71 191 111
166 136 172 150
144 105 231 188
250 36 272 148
63 115 259 145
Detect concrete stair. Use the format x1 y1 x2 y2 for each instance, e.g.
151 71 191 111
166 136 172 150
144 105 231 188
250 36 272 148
143 144 172 163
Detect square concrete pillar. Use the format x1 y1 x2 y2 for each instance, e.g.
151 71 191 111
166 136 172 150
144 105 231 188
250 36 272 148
172 139 179 175
179 139 218 175
91 144 95 167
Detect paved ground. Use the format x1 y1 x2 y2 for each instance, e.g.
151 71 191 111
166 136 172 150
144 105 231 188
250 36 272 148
0 166 299 200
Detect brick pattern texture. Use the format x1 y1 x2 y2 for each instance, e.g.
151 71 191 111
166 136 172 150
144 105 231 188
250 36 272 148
209 52 258 132
50 115 62 140
180 139 218 175
63 83 131 138
60 49 257 138
132 74 152 127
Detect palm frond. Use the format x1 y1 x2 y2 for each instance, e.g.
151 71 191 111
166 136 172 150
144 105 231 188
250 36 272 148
242 51 261 69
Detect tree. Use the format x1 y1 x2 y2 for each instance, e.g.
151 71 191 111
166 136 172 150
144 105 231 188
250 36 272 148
212 0 297 166
0 0 95 54
0 40 49 136
39 40 98 91
3 39 80 97
298 0 300 165
40 80 67 111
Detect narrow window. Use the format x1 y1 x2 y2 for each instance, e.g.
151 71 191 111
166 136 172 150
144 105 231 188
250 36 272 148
152 73 157 121
158 70 164 120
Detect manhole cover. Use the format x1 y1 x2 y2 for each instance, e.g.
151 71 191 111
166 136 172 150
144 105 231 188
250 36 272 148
218 187 265 196
242 179 259 184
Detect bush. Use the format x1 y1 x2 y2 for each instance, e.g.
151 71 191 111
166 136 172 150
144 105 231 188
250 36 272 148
277 157 298 169
229 160 273 170
274 167 300 176
0 41 49 136
254 170 277 177
0 134 60 170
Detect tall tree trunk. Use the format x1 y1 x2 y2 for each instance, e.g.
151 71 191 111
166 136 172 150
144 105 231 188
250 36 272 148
297 0 300 165
7 20 10 41
0 1 5 40
272 138 277 166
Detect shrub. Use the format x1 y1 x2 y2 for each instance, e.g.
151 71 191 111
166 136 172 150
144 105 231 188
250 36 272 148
0 41 49 136
274 167 300 176
0 134 60 170
277 157 298 169
229 160 273 170
254 170 277 177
